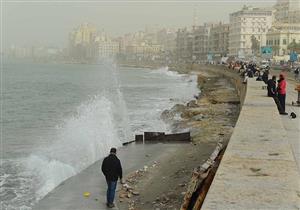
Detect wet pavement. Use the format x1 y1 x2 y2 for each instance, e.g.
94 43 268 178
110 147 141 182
32 143 183 210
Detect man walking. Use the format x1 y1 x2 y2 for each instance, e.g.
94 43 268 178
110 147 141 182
101 148 123 208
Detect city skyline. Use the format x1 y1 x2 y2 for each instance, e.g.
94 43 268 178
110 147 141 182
3 0 276 49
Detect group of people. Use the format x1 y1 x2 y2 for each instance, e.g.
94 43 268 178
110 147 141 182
266 73 288 115
228 61 270 82
228 61 288 115
228 60 288 115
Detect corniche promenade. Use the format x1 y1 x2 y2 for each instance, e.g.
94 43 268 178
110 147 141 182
202 77 300 209
32 65 300 210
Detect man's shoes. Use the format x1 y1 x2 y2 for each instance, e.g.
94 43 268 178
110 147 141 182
107 203 115 208
280 112 288 115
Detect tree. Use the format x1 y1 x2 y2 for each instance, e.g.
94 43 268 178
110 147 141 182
288 40 300 53
251 35 260 56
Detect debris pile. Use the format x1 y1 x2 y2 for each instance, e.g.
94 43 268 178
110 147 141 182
118 162 158 209
181 139 225 210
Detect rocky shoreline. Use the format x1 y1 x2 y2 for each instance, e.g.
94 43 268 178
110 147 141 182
117 65 243 210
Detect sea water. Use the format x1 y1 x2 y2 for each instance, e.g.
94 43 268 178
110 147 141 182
0 59 198 209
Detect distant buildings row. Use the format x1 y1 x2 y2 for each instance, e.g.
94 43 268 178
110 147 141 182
67 23 176 62
7 45 67 61
177 0 300 63
7 0 300 63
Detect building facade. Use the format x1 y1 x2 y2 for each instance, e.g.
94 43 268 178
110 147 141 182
176 28 194 62
97 40 119 58
229 6 273 58
267 0 300 56
193 24 212 62
209 23 230 59
266 30 300 55
68 23 98 60
274 0 300 24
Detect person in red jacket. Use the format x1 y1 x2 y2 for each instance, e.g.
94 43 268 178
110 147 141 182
277 74 288 115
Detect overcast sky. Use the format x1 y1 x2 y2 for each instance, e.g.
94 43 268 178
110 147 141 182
2 0 277 49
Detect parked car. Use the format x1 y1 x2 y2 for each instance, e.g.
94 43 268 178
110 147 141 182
260 60 270 69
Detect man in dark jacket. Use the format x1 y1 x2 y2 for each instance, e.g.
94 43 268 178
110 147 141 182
267 76 277 97
101 148 123 208
262 70 269 84
267 76 286 114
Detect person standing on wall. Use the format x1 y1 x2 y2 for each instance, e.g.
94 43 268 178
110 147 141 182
267 75 285 114
277 74 288 115
101 147 124 208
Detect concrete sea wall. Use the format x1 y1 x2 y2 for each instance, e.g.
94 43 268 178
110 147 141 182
201 78 300 209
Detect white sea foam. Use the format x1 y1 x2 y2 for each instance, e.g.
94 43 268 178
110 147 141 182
150 66 182 77
25 95 124 201
25 155 76 199
2 61 198 209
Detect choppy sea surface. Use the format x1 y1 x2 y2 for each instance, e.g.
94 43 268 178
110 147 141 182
0 60 198 209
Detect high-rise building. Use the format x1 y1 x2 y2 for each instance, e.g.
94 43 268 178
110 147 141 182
68 23 97 60
176 28 194 62
209 23 230 59
266 0 300 56
156 28 177 53
229 6 273 58
176 23 228 63
274 0 300 24
193 23 213 62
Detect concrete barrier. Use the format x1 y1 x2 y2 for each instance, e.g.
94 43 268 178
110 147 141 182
143 132 191 143
201 79 300 209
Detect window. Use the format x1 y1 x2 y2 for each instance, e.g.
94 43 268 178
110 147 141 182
283 39 286 45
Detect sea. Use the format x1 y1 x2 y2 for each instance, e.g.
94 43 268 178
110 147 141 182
0 59 198 210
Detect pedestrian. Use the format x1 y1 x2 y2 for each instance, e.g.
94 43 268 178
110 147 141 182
267 76 284 114
267 76 277 97
262 69 269 84
101 148 124 208
277 74 288 115
294 67 299 81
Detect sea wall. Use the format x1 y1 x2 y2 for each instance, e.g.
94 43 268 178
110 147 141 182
201 78 300 209
196 64 246 104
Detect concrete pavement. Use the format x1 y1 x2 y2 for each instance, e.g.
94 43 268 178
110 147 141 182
202 78 300 210
280 78 300 171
